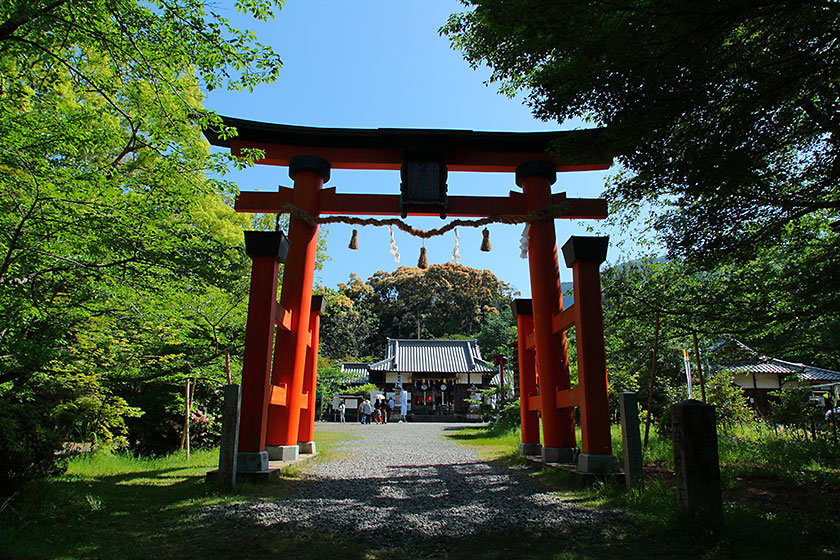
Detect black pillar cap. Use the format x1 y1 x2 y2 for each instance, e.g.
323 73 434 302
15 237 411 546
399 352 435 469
310 294 327 314
289 155 331 182
561 236 609 267
515 160 557 188
510 298 533 317
244 231 290 261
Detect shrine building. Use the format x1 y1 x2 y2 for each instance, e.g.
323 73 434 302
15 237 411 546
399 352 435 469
343 338 498 418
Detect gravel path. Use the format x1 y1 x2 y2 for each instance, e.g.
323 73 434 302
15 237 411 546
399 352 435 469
205 422 620 543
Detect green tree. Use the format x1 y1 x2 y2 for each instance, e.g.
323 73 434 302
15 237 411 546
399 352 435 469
340 383 381 397
443 3 840 369
704 368 753 429
443 1 840 264
476 306 516 360
364 263 514 346
0 0 283 483
769 387 825 440
315 283 379 360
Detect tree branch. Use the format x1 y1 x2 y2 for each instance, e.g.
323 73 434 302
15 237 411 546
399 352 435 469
0 0 68 43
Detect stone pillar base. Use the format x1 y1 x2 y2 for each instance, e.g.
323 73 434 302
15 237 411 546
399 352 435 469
542 446 577 464
237 451 269 473
266 445 299 462
577 453 618 474
519 442 542 456
298 441 316 454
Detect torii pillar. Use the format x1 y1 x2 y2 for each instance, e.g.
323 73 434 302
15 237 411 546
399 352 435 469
297 294 326 454
511 298 541 456
518 160 577 463
265 155 330 462
562 237 617 473
237 230 289 473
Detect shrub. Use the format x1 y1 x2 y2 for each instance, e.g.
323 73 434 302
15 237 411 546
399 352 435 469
0 394 66 494
467 387 519 430
339 382 381 397
705 368 753 428
768 388 825 439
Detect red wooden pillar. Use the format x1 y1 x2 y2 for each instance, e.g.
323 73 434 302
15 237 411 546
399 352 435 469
238 231 289 472
518 161 577 463
562 236 617 473
512 299 541 456
265 155 330 461
297 294 326 454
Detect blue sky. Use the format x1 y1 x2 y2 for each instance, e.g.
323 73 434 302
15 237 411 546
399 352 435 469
205 1 640 297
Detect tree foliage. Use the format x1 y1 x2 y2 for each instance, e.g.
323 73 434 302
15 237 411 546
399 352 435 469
444 1 840 265
317 263 516 360
444 1 840 431
599 252 837 429
315 280 380 360
0 0 284 484
367 263 514 341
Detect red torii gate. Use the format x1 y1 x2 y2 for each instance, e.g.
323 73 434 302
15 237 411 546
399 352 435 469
207 118 617 474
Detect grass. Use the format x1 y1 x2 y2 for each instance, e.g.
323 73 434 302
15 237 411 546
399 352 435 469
2 422 838 559
445 421 840 559
0 428 361 560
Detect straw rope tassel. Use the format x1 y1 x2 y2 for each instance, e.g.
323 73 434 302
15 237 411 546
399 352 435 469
480 228 491 252
451 227 461 264
418 243 428 269
389 226 400 263
519 223 531 259
349 228 359 250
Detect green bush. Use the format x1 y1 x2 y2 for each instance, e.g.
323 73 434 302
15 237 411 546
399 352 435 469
339 382 381 397
0 394 66 494
467 387 519 430
768 388 825 439
122 380 222 456
705 368 753 428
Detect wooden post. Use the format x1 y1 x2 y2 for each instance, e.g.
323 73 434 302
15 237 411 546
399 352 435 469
297 295 326 454
643 312 660 455
562 236 616 473
184 378 191 460
218 384 241 489
619 392 644 490
693 332 706 403
672 400 723 525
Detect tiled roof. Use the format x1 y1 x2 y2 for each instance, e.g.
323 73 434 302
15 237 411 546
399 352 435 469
337 362 370 384
723 361 799 375
772 359 840 382
712 339 840 383
369 338 496 374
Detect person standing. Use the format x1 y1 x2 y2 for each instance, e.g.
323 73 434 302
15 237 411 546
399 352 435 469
379 397 388 424
373 398 382 424
362 399 372 425
338 401 346 424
